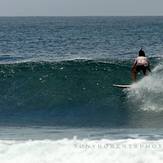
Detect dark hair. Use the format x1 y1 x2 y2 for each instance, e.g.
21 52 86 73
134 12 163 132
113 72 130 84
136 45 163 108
139 49 145 57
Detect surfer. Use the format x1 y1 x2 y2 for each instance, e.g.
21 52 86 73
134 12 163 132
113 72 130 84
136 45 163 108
131 49 151 81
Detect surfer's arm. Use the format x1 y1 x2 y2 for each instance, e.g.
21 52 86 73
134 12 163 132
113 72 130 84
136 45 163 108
131 60 137 71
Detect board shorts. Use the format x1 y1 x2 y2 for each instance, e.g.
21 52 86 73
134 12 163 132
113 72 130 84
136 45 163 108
136 65 148 72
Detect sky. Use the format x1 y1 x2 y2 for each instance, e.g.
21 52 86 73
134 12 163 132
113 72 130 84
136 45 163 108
0 0 163 16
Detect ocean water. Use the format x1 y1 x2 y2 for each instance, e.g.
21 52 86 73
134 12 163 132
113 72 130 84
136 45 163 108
0 17 163 162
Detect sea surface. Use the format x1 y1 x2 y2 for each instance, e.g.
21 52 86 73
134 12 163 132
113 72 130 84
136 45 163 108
0 17 163 162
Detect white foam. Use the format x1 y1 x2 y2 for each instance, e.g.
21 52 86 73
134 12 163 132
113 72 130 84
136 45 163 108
127 63 163 112
0 138 163 163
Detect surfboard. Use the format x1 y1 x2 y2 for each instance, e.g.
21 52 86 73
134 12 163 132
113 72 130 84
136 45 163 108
113 84 131 88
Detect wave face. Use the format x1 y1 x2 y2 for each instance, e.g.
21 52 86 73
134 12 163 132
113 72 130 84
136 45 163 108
0 60 163 127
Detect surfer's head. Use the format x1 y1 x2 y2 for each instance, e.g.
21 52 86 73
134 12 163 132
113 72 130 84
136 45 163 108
139 49 145 57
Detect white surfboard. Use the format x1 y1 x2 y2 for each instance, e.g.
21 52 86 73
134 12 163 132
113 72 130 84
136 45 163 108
113 84 131 88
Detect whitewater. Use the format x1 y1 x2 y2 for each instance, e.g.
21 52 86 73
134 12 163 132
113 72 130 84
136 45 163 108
127 62 163 112
0 126 163 163
0 139 163 163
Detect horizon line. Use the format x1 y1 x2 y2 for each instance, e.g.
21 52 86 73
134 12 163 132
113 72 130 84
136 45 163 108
0 15 163 17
